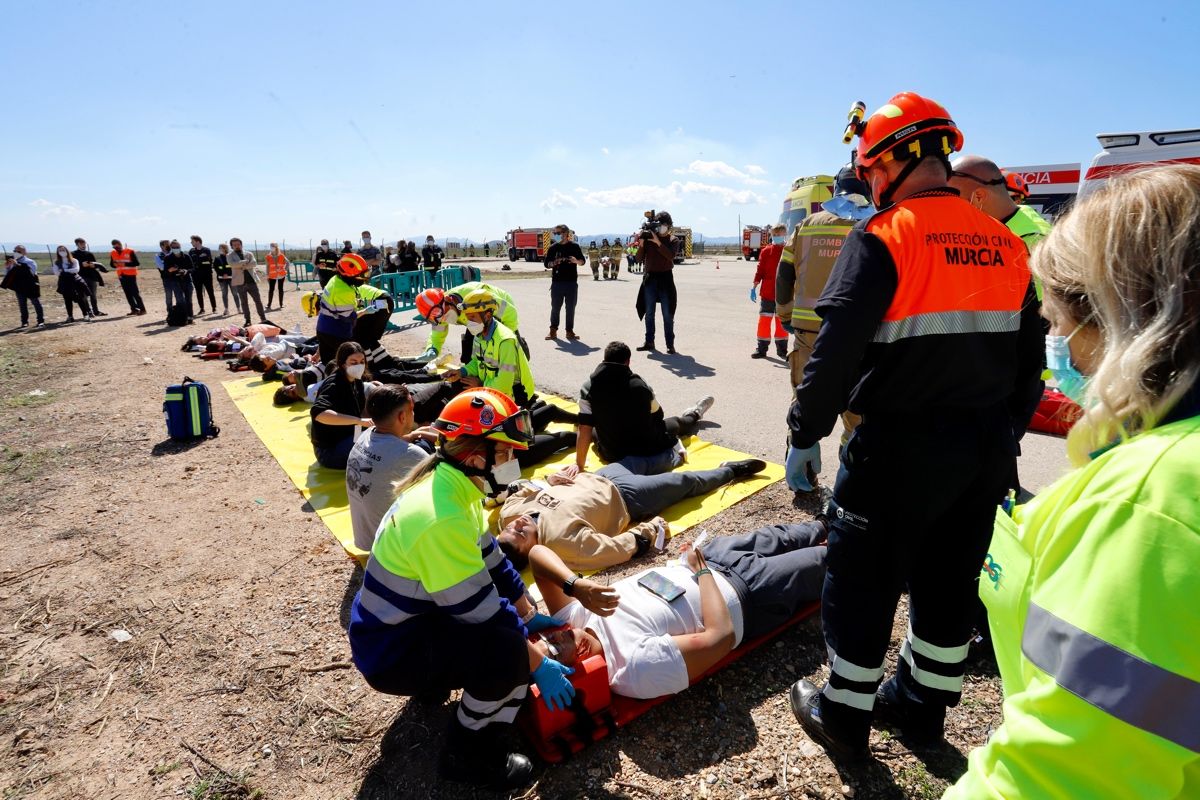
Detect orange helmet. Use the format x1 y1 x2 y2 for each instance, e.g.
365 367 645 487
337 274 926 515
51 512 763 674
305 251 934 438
433 388 533 449
1004 171 1029 202
853 92 963 169
337 253 370 279
416 287 447 321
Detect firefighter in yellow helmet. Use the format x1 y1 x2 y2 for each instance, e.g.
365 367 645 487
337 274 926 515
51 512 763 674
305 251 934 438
444 290 536 408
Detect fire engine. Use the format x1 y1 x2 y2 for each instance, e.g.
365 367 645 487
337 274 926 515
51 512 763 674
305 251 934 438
506 228 553 262
741 225 771 261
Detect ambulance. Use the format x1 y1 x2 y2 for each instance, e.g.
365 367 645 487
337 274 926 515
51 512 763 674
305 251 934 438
1006 127 1200 217
777 175 835 235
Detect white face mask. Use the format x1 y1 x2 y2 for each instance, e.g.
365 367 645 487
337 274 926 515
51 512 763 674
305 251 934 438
657 225 669 235
362 238 371 245
491 455 522 487
58 250 68 257
345 363 366 380
465 319 485 336
443 308 459 327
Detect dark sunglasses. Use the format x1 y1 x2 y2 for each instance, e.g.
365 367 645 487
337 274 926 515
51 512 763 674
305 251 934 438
951 171 1006 187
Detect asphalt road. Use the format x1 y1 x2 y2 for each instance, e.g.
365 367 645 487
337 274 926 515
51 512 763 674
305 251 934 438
387 256 1072 493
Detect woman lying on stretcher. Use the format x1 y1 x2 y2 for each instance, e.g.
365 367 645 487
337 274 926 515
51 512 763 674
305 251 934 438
527 521 827 699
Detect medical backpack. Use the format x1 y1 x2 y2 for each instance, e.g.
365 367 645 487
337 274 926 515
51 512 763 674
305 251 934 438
163 377 220 441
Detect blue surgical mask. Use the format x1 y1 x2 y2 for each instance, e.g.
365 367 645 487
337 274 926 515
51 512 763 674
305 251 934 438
1045 320 1092 404
771 235 786 245
552 233 564 243
822 195 875 221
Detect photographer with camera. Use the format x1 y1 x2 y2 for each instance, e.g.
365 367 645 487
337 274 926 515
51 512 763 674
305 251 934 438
634 210 679 353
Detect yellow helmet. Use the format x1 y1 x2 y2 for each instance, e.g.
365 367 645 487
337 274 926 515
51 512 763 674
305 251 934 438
300 291 320 318
459 289 498 317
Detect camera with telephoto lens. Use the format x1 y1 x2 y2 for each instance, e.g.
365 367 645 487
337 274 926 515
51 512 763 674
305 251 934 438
640 209 660 240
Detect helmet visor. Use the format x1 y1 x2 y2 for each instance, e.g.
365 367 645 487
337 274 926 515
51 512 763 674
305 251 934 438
487 408 534 449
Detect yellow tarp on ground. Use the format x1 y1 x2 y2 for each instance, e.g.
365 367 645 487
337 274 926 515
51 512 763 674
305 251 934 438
224 377 783 566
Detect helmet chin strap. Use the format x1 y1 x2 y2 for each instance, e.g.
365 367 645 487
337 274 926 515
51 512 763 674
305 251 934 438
876 153 952 209
438 440 507 496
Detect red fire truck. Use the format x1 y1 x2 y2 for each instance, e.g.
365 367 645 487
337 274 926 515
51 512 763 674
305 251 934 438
506 228 553 262
741 225 771 261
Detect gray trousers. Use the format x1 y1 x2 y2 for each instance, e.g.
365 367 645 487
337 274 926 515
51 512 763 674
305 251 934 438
596 462 732 521
703 522 827 640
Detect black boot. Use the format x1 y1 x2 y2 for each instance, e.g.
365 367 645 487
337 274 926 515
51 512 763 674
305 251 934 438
789 680 868 762
873 678 945 746
719 459 766 479
438 718 534 790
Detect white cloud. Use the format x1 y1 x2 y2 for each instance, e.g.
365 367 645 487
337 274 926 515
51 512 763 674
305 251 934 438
745 164 767 176
673 160 767 185
29 198 83 217
540 189 579 212
581 181 765 208
600 147 610 156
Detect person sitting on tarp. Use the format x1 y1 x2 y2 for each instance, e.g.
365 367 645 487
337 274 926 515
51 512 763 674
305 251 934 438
310 341 376 469
414 283 526 363
347 384 439 551
526 521 827 699
497 459 767 573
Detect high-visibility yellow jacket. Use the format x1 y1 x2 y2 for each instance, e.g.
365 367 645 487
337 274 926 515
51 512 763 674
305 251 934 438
425 281 520 355
1005 205 1053 301
775 211 855 333
463 320 535 405
946 408 1200 799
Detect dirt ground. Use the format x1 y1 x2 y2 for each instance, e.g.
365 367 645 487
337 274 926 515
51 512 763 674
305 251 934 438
0 277 1002 800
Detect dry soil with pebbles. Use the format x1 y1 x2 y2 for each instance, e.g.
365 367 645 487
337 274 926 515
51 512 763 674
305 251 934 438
0 278 1001 800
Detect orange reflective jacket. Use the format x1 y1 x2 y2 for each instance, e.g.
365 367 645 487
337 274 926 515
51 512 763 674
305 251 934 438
111 248 138 276
266 253 288 279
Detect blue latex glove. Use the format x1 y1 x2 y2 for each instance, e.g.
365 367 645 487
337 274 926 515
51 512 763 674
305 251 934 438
525 613 559 634
785 442 822 492
413 346 438 363
532 656 575 711
749 286 758 303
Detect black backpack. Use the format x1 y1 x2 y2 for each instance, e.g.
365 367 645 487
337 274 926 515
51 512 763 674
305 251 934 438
166 303 191 327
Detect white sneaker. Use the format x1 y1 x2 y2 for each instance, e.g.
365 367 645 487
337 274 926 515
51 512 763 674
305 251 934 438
683 395 715 420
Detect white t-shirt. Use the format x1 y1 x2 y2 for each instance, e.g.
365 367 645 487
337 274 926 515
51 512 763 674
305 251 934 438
346 430 428 551
553 564 744 699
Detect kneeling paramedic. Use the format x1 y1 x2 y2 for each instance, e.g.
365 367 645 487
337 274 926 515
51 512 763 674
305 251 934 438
347 388 576 790
414 282 526 364
784 92 1044 760
444 290 537 408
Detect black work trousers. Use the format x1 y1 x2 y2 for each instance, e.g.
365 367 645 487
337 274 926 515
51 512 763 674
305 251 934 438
816 407 1014 743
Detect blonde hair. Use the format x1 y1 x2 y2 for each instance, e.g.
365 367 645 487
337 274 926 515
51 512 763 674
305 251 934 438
391 435 491 497
1033 165 1200 464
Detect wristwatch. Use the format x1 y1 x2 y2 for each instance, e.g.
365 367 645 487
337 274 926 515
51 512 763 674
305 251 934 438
562 576 578 597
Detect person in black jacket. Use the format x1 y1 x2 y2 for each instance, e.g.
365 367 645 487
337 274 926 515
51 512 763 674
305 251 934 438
164 239 194 322
421 236 443 274
4 249 45 328
71 237 107 316
213 242 240 316
310 341 372 469
189 236 215 315
542 223 585 341
399 241 421 272
635 211 680 353
568 341 714 476
313 240 340 287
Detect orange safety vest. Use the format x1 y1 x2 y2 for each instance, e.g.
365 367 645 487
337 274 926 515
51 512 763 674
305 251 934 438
111 248 138 277
866 194 1030 344
266 252 288 279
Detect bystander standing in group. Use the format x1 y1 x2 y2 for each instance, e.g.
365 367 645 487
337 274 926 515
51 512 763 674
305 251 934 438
542 223 584 341
4 246 44 328
265 242 290 309
155 240 173 315
357 231 381 274
52 245 93 321
164 239 194 322
213 242 239 316
110 239 145 315
400 241 420 272
313 239 340 287
635 211 679 353
71 237 106 316
421 235 443 274
189 235 216 315
228 237 267 326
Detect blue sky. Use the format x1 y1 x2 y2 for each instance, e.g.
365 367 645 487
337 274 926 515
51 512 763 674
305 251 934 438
3 0 1195 247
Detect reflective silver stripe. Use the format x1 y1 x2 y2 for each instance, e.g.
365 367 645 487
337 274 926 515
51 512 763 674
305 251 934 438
458 685 527 730
1023 603 1200 753
357 585 416 625
497 363 517 373
480 534 505 569
828 648 886 683
365 557 493 607
452 584 502 624
432 322 448 334
873 309 1020 344
900 640 964 693
821 684 875 711
479 356 502 369
907 625 970 663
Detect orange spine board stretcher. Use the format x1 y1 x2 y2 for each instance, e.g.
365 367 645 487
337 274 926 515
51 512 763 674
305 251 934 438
518 601 820 763
1028 387 1083 436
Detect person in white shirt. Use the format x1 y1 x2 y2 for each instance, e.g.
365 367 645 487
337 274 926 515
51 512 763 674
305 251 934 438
527 521 827 699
